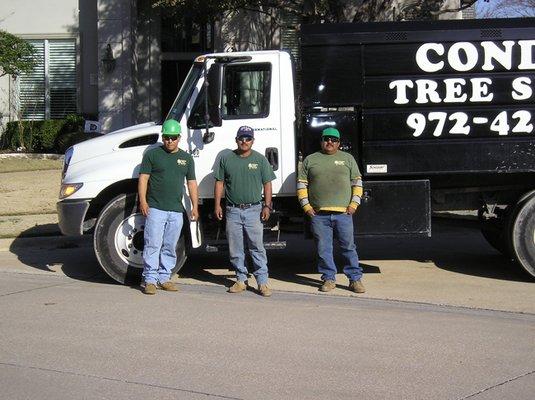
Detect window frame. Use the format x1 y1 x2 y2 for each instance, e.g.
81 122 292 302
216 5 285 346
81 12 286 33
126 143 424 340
15 35 79 121
221 62 272 120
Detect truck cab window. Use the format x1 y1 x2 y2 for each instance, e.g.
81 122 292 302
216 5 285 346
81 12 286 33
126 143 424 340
223 63 271 119
187 88 210 129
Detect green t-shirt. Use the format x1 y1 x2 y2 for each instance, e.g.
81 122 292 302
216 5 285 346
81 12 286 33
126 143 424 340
139 146 196 212
298 150 361 211
214 150 276 205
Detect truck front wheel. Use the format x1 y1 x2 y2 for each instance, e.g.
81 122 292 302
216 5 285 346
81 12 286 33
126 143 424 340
93 193 187 284
510 194 535 279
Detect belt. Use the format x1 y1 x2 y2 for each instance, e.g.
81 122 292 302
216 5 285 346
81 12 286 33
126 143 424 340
316 210 345 215
227 201 261 209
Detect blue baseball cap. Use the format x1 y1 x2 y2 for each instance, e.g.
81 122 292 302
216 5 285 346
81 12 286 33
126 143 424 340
236 126 254 139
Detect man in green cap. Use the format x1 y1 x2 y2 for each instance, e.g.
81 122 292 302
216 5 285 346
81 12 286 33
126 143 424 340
138 119 198 295
297 127 365 293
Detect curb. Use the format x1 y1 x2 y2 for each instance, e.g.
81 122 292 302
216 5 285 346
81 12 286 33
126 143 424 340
0 153 64 160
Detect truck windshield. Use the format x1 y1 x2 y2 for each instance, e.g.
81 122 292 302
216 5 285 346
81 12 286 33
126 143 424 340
165 63 203 122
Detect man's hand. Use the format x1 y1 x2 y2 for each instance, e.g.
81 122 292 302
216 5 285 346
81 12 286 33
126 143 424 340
138 173 150 217
305 208 316 217
139 201 150 217
346 206 357 215
190 207 199 221
261 206 271 221
214 204 224 221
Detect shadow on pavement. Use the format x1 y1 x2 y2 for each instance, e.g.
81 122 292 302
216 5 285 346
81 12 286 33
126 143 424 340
357 218 533 283
7 218 533 289
8 229 115 285
10 223 61 238
183 217 532 286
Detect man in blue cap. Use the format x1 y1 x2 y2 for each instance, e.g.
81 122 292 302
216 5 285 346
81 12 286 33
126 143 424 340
214 126 276 297
297 127 365 293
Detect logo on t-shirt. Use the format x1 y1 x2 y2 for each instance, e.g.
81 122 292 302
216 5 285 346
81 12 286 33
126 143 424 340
334 160 345 166
248 163 258 170
177 159 187 166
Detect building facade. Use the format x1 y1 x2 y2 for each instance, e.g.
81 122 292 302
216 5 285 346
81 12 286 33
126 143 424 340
1 0 469 137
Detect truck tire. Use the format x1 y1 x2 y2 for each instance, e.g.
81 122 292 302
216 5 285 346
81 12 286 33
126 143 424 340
510 194 535 279
93 193 187 284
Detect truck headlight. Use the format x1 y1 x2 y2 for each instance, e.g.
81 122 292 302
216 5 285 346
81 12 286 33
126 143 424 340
59 183 83 199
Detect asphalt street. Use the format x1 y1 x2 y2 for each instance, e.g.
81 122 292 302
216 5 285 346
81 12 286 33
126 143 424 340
1 219 535 399
1 268 534 399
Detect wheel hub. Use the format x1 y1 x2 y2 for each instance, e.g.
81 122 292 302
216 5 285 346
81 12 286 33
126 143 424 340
114 213 145 268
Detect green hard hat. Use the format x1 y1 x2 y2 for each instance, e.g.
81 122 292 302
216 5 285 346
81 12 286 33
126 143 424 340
162 119 181 136
322 127 340 139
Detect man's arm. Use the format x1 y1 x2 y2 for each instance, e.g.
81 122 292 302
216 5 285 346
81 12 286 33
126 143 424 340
347 155 363 215
187 179 199 221
138 173 150 216
261 181 272 221
214 180 225 220
297 157 315 216
347 177 363 215
297 179 314 217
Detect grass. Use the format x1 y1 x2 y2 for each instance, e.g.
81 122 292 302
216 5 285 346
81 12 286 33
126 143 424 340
0 158 63 173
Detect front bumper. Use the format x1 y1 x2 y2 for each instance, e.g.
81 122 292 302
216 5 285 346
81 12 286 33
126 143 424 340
57 199 91 236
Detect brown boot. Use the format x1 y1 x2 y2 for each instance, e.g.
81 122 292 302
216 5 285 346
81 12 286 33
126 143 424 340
349 280 365 293
258 284 272 297
228 281 246 293
143 283 157 295
320 280 336 292
159 281 178 292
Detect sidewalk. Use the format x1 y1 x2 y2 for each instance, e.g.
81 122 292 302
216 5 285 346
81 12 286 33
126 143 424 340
1 225 534 314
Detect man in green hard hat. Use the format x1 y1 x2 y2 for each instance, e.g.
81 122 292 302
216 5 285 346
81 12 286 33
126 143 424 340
138 119 198 295
297 127 365 294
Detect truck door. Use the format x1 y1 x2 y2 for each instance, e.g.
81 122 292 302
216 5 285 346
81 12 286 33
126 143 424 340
182 54 283 199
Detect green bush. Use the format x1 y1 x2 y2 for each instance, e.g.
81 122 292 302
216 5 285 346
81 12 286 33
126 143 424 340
55 114 85 153
41 120 65 151
2 120 42 151
1 114 85 153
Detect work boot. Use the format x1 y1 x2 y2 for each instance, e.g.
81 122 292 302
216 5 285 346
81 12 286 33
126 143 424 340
228 281 247 293
349 280 366 294
320 280 336 292
159 281 178 292
258 284 272 297
143 283 157 295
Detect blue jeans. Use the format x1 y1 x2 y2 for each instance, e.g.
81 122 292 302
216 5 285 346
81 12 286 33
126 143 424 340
310 213 362 282
226 204 269 285
142 207 183 285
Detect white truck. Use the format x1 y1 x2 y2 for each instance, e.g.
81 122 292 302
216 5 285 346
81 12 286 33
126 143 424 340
58 18 535 283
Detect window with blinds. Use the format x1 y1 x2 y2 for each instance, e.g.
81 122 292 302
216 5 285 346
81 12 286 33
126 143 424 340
19 39 77 120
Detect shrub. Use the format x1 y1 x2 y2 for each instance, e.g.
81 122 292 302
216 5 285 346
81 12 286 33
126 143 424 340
61 114 85 136
55 114 85 153
2 120 42 151
1 114 85 153
41 120 65 151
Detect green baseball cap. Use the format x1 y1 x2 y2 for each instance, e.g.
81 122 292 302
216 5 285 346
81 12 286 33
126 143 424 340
322 127 340 139
162 119 181 136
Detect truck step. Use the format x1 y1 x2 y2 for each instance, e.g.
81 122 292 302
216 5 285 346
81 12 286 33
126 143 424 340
205 241 286 253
